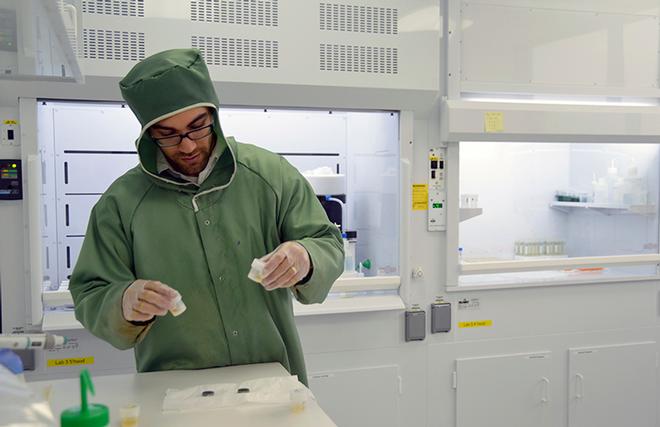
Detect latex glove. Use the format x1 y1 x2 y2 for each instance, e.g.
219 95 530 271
122 280 179 322
261 242 311 291
0 349 23 375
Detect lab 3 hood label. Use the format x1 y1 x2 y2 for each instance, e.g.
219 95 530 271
47 356 94 367
458 320 492 328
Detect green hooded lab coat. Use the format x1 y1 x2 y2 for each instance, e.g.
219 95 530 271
69 49 344 385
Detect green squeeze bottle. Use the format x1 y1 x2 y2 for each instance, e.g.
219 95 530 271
60 369 110 426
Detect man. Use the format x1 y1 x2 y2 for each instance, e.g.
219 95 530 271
69 49 344 385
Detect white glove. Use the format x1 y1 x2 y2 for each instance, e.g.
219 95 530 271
122 280 179 322
260 242 311 291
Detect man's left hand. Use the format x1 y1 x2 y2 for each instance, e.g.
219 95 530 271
261 242 311 291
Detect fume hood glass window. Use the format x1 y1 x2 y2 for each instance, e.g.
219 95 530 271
458 141 659 285
38 102 400 292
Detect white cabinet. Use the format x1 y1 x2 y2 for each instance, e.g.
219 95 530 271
568 342 657 427
455 352 553 427
309 365 400 427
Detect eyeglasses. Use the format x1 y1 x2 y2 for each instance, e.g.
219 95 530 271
151 123 214 148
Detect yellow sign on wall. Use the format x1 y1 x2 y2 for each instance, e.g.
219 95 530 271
484 112 504 133
412 184 428 211
458 320 493 328
47 357 95 367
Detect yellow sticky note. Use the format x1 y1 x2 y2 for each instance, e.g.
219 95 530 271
412 184 428 211
484 112 504 133
458 320 493 328
47 356 95 367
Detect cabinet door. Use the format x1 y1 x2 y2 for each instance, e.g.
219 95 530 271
309 365 400 427
568 342 657 427
456 352 552 427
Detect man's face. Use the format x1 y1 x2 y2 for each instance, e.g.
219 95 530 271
149 107 215 177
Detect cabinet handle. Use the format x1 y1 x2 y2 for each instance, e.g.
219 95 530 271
575 373 584 399
541 377 550 403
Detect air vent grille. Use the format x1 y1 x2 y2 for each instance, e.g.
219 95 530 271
82 0 144 17
191 0 279 26
192 36 279 68
83 29 145 61
320 3 398 34
320 44 398 74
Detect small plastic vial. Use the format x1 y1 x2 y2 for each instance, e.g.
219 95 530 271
119 404 140 427
290 388 306 414
247 258 266 283
169 293 186 317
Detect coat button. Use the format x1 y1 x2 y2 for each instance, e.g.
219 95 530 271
204 220 210 226
232 330 239 336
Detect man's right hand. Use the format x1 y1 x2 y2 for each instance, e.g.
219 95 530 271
122 280 179 323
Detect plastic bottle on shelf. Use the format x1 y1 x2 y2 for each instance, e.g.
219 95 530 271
593 176 608 204
342 231 357 274
606 160 619 205
623 166 646 206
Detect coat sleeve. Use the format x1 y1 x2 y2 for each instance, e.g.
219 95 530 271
277 157 344 304
68 195 151 350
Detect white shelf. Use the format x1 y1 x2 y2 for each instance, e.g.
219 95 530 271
331 275 400 292
42 289 74 307
293 294 405 317
42 310 82 331
550 201 656 215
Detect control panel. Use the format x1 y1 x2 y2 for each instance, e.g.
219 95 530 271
0 159 22 200
1 120 19 146
428 147 446 231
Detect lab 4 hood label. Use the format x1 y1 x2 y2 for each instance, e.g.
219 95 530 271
458 320 492 328
47 356 94 367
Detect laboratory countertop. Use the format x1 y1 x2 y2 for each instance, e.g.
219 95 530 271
28 362 337 427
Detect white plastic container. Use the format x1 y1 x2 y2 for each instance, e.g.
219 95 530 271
169 293 186 317
247 258 266 283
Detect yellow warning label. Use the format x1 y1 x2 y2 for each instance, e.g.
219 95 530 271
459 320 493 328
47 357 94 367
2 120 17 125
412 184 428 211
484 112 504 133
429 155 439 161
